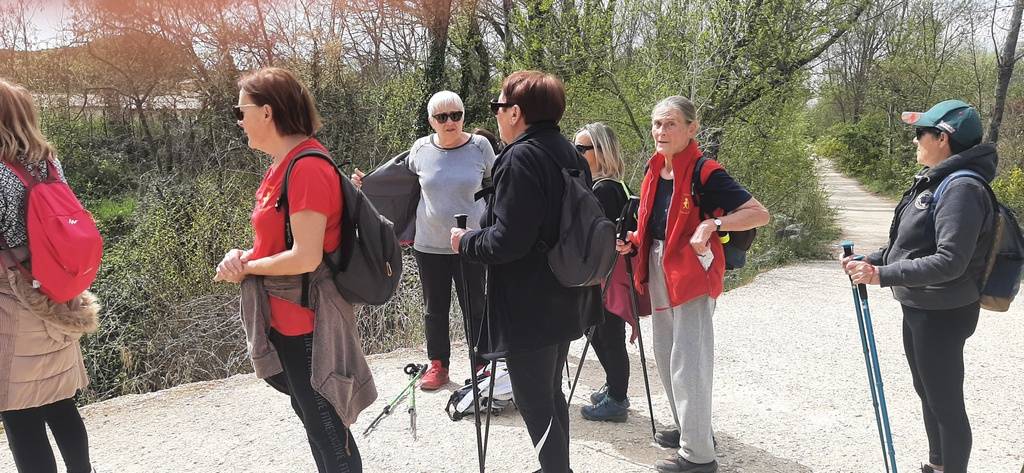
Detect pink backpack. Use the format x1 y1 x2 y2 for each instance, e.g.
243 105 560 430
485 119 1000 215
3 160 103 303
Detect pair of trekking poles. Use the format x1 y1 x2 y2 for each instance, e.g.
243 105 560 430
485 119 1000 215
841 241 898 473
565 197 659 442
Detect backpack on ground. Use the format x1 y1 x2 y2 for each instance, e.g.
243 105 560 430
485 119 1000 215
1 160 103 304
931 169 1024 312
445 360 515 421
527 142 617 287
692 156 756 270
279 151 402 306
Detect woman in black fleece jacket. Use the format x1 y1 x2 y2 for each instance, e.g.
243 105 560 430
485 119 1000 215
450 71 602 473
843 100 997 473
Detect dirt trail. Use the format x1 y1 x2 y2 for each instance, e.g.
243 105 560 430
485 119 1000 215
3 160 1022 472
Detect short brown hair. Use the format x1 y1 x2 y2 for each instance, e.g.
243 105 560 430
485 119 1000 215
501 71 566 125
238 67 322 136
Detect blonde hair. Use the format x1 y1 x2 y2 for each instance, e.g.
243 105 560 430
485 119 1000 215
576 122 624 180
0 78 53 164
652 95 698 124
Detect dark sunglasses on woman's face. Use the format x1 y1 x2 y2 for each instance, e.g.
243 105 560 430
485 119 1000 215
575 144 595 154
433 111 464 123
233 104 259 121
915 127 941 140
489 99 513 114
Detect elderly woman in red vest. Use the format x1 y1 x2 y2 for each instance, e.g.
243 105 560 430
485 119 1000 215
617 96 769 473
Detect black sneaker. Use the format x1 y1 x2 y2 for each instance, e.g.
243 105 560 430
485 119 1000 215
655 429 681 449
654 455 718 473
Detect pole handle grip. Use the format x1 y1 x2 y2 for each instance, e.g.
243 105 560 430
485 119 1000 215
841 240 855 257
618 197 640 241
455 214 468 230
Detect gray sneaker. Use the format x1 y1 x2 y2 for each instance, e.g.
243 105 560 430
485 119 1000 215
654 455 718 473
581 394 629 422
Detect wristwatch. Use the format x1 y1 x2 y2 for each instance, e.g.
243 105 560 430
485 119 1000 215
713 218 722 232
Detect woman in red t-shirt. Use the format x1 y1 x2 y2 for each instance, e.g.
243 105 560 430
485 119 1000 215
214 67 363 472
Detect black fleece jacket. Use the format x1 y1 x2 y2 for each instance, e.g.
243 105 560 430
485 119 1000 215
459 122 602 357
868 143 999 310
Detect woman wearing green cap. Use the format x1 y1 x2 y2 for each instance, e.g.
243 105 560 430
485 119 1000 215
841 100 997 473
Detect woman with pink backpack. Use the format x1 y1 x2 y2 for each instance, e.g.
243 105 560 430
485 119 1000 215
0 78 102 473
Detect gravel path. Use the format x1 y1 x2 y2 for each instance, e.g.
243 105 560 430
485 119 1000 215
3 161 1022 472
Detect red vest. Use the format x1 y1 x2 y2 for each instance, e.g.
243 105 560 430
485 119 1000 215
632 140 725 309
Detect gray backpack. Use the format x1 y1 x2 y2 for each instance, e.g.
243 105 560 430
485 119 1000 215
527 142 617 287
279 150 403 306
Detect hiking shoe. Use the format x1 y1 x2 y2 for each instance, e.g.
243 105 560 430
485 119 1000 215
589 384 631 408
921 465 942 473
656 429 681 449
581 394 629 422
419 360 449 391
655 430 718 450
654 455 718 473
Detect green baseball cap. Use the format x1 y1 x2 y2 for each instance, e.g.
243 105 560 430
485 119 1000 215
901 99 983 147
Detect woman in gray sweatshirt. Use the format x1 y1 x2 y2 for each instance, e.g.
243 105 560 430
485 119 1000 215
842 100 996 473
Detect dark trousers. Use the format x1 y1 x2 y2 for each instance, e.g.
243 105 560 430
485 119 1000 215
506 342 571 473
1 397 91 473
270 329 362 473
902 302 980 473
414 250 486 367
590 310 630 402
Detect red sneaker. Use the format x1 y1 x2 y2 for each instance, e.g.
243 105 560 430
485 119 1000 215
419 360 449 391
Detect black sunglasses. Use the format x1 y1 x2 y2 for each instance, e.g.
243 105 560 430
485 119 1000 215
233 104 259 121
575 144 595 154
915 127 942 139
432 111 464 123
489 99 514 114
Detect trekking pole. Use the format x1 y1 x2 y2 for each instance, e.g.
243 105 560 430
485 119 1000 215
406 363 421 441
363 363 426 436
482 358 498 459
455 213 487 473
619 197 658 441
841 241 892 473
567 327 594 405
567 251 622 405
841 242 898 473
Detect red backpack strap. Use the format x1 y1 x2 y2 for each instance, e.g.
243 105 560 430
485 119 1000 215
691 156 725 219
3 160 35 189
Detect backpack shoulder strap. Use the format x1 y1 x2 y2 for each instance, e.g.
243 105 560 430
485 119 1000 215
275 149 339 308
691 156 723 219
931 169 996 217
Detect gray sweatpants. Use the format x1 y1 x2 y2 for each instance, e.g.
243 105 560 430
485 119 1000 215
649 240 716 464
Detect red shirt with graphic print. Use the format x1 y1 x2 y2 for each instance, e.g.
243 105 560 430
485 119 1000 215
250 138 342 335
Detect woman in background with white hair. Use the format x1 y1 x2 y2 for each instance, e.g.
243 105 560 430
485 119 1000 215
353 91 495 390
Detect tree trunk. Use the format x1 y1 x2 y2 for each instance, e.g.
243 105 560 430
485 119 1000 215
419 0 453 137
987 0 1023 144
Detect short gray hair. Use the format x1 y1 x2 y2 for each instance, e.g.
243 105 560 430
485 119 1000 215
427 90 464 117
575 123 624 180
652 95 698 124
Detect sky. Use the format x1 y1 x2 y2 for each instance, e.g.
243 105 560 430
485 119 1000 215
10 0 71 49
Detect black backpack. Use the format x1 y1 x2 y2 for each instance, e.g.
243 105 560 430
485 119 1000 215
279 150 403 306
692 156 756 270
526 142 617 287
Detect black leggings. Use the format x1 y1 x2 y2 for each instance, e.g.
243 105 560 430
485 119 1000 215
506 342 571 473
1 397 91 473
270 329 361 473
414 250 486 367
902 302 980 473
589 311 630 402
